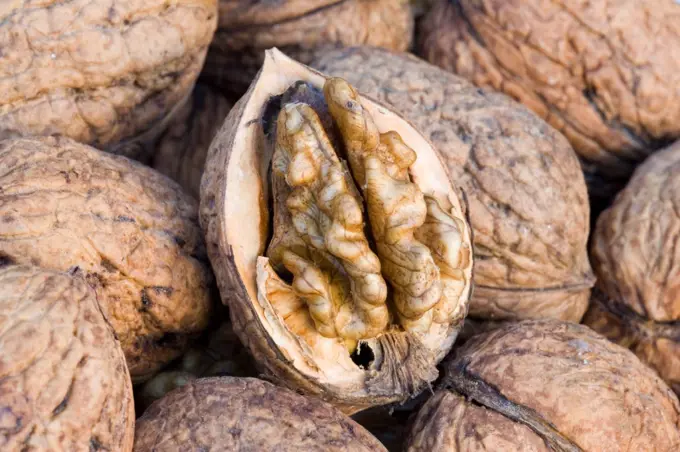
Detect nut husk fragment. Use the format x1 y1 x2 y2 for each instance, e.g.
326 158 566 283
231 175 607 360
313 46 594 323
417 0 680 202
133 377 387 452
152 84 232 199
0 265 134 451
405 319 680 451
200 48 473 413
0 136 213 382
201 0 413 99
0 0 218 162
584 140 680 395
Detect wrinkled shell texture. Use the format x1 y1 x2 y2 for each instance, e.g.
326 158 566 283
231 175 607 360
313 47 593 322
133 377 387 452
202 0 414 97
0 265 134 452
0 136 213 382
406 320 680 451
152 84 231 199
585 140 680 394
0 0 217 161
418 0 680 198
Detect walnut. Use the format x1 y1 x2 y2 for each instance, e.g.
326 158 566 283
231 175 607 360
0 0 217 162
417 0 680 202
152 84 232 199
200 49 473 413
134 377 387 451
0 265 134 451
405 319 680 451
584 140 680 395
0 136 213 382
200 0 413 99
312 47 594 324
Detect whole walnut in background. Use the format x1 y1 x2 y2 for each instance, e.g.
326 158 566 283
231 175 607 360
585 140 680 396
0 137 214 383
0 0 218 162
418 0 680 205
134 378 388 451
201 0 414 99
152 84 232 199
313 47 594 324
0 265 134 451
406 320 680 451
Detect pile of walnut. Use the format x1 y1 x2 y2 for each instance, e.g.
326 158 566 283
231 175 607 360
2 0 680 451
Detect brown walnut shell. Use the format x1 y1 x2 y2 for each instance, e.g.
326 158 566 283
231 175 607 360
200 48 473 413
152 84 232 199
584 140 680 395
201 0 413 100
312 46 594 323
418 0 680 202
134 377 387 451
0 265 134 451
0 0 218 162
405 319 680 451
0 136 213 382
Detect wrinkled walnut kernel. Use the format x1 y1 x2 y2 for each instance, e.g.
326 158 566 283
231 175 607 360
264 78 469 348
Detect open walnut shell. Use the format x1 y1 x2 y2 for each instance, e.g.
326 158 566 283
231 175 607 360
134 377 387 451
405 320 680 451
312 47 594 324
0 265 134 451
200 48 473 413
584 140 680 395
417 0 680 203
201 0 413 100
0 0 218 162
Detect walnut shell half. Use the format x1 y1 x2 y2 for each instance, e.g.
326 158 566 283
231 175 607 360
0 0 217 162
133 377 387 451
0 265 134 451
201 0 413 99
200 48 473 413
0 136 214 382
418 0 680 202
312 47 594 323
584 140 680 395
406 319 680 451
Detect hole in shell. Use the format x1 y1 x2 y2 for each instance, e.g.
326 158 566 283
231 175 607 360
350 343 375 370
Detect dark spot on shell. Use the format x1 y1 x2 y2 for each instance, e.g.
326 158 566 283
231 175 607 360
90 437 102 451
149 286 174 297
114 215 135 223
3 214 15 223
173 235 186 247
140 289 152 310
100 258 117 272
0 252 16 268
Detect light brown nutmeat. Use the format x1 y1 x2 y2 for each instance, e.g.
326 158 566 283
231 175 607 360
152 84 232 199
0 0 218 162
405 319 680 452
418 0 680 201
133 377 388 452
313 47 594 323
584 140 680 396
0 136 213 383
0 265 134 452
199 49 473 412
201 0 414 99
